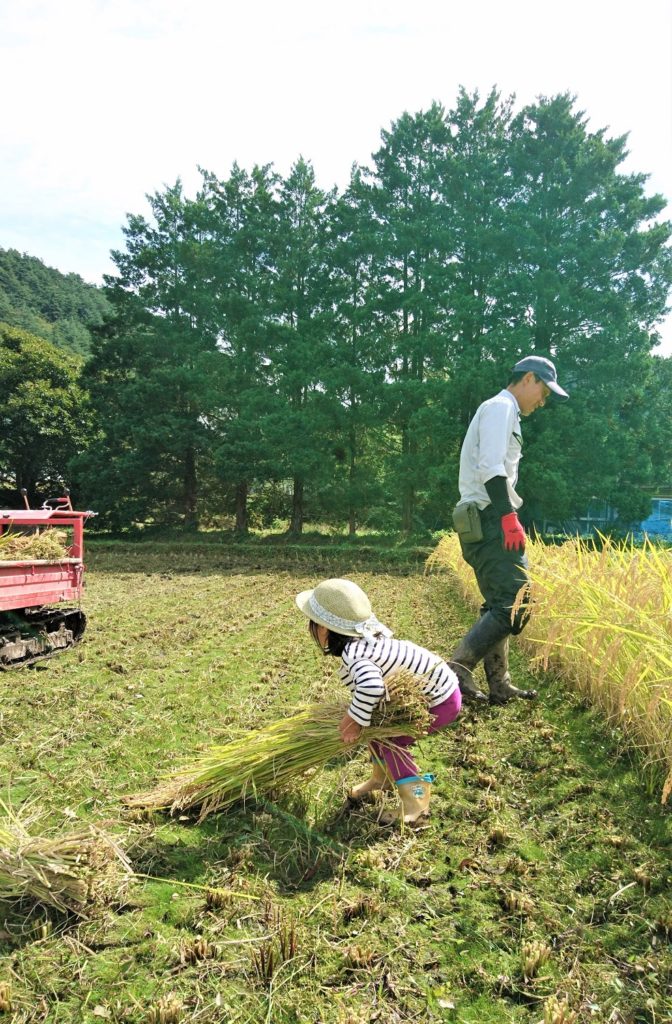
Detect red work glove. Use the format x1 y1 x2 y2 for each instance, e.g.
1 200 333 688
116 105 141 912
501 512 526 551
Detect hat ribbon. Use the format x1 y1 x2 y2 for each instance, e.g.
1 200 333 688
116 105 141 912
308 594 393 639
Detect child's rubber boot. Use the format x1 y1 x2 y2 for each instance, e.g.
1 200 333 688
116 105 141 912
379 774 434 825
348 759 391 802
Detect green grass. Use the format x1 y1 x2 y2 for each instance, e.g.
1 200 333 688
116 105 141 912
0 540 670 1023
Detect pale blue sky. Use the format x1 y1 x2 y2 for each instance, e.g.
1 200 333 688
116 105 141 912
1 0 670 351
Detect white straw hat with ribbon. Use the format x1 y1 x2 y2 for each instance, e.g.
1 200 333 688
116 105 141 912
295 578 393 640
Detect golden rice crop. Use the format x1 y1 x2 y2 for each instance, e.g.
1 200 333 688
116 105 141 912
429 533 672 803
125 672 431 821
0 799 131 913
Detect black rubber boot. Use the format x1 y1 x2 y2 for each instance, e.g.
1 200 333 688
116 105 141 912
449 612 511 704
483 636 538 705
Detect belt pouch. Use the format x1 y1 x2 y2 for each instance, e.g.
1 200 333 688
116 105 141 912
452 502 484 543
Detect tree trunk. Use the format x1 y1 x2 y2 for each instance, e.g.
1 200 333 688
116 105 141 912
235 481 248 535
401 486 415 534
348 423 357 537
15 469 36 507
348 508 357 537
290 476 304 535
183 447 198 530
401 425 415 534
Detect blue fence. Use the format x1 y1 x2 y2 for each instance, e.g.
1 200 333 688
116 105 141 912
549 496 672 540
638 497 672 540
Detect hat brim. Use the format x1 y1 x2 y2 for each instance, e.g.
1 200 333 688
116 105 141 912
295 589 362 636
295 589 316 621
546 379 569 401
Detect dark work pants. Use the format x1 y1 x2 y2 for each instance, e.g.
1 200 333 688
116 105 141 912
458 505 530 635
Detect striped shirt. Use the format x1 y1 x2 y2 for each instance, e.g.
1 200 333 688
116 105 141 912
339 636 459 727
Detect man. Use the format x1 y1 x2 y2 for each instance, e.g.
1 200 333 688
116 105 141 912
450 355 569 704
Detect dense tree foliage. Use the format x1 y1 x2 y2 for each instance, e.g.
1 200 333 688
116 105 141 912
75 184 225 530
5 90 671 532
0 323 92 501
202 163 285 533
0 249 111 356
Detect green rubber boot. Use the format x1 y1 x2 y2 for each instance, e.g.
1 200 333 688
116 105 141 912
484 636 537 705
449 612 510 703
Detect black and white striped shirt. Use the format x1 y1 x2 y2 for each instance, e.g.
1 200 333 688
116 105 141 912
339 636 459 727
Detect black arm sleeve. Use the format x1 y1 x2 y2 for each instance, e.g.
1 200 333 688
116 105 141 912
484 475 513 516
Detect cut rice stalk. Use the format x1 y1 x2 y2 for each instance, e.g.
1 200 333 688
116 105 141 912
0 799 132 913
0 529 70 561
125 670 432 821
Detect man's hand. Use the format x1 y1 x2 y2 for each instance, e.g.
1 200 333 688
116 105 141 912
501 511 526 551
339 713 363 744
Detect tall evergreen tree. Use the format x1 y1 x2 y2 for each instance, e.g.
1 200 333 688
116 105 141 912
368 103 454 531
272 158 335 534
59 92 671 534
200 164 280 534
441 89 520 413
81 182 223 528
506 94 672 525
321 170 388 534
423 89 522 524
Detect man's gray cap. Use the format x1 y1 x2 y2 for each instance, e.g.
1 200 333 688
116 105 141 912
512 355 569 400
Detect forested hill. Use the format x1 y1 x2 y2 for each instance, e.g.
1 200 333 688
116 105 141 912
0 248 111 357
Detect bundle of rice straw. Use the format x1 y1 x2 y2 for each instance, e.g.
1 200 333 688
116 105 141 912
0 799 132 914
125 670 432 821
0 530 70 561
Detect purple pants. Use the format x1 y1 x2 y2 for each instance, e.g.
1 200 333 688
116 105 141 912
370 687 462 781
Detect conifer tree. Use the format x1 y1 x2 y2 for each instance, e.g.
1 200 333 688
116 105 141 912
200 164 280 534
81 182 223 528
272 158 335 534
319 170 388 534
506 94 672 525
368 103 454 531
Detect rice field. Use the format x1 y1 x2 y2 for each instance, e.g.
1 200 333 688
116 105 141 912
429 534 672 804
0 538 670 1024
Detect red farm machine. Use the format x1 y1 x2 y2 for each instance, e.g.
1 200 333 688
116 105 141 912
0 491 95 669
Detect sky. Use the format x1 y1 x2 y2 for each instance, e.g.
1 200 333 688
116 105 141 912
1 0 671 352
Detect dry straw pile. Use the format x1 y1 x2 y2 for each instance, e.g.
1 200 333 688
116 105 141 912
429 533 672 803
0 799 131 913
125 673 431 821
0 529 70 561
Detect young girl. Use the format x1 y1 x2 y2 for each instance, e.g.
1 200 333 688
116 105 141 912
296 577 461 824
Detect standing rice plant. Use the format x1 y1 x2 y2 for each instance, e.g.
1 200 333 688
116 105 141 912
0 798 131 913
125 672 432 821
428 533 672 803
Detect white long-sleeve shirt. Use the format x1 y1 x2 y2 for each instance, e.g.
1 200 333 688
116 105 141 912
457 389 523 510
339 636 459 727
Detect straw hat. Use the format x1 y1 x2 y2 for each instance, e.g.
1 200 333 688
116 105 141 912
295 578 392 639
